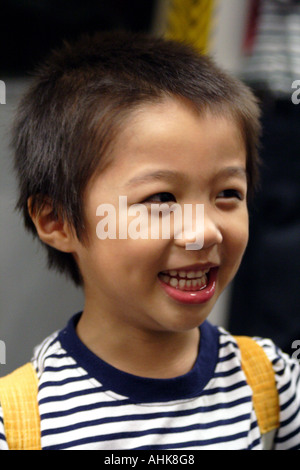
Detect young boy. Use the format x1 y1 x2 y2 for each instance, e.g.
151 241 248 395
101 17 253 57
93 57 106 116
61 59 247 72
0 31 299 450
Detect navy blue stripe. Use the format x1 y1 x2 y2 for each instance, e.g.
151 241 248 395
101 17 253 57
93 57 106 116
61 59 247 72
280 392 297 412
39 386 106 405
218 352 237 363
275 368 285 378
278 376 300 411
272 355 283 366
213 366 241 378
286 443 300 450
42 422 250 450
199 380 248 396
39 374 91 391
218 339 238 350
248 437 261 450
250 419 258 431
40 393 252 422
47 353 69 359
40 379 252 418
40 398 132 420
43 364 80 372
41 399 252 436
278 379 296 397
133 431 250 450
275 424 300 444
280 403 300 427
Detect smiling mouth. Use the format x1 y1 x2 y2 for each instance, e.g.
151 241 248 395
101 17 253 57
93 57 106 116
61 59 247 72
157 266 218 305
158 269 209 291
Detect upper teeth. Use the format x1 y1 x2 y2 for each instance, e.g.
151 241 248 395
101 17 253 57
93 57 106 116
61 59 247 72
162 269 209 279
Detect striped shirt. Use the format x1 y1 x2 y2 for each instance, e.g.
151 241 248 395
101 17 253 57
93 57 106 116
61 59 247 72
242 0 300 97
0 313 300 450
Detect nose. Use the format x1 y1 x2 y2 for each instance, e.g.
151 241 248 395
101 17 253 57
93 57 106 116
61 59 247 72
202 211 223 249
173 204 223 251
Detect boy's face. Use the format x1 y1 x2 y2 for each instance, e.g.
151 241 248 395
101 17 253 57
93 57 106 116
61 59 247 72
74 98 248 334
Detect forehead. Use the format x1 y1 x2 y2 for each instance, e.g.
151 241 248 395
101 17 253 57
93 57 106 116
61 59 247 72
109 97 246 170
86 96 247 197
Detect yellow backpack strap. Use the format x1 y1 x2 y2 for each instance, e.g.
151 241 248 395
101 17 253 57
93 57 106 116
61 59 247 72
234 336 280 434
0 363 41 450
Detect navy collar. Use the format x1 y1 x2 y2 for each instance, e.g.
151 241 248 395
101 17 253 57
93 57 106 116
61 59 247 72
58 313 220 403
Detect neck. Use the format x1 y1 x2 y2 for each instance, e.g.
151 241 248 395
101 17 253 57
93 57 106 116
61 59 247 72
76 309 200 379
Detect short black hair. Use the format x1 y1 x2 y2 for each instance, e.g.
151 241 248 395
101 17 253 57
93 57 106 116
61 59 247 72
12 30 261 286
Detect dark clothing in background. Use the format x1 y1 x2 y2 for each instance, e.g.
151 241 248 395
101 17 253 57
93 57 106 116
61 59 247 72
229 100 300 355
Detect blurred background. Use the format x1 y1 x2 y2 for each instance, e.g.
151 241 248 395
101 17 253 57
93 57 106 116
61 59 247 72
1 0 299 375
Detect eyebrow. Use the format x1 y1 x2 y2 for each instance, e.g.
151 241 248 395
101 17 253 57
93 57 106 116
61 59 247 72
217 166 247 181
217 166 248 181
125 166 247 188
125 169 184 187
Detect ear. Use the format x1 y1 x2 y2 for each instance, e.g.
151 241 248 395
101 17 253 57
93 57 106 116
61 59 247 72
28 197 77 253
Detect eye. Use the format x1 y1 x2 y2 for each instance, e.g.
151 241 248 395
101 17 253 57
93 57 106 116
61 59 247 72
217 189 244 201
142 192 177 204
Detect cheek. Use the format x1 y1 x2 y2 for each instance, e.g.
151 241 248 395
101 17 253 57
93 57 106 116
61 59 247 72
116 238 170 277
84 237 167 278
227 213 249 264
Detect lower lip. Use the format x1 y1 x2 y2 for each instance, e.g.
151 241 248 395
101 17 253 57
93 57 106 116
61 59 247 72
158 268 218 305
